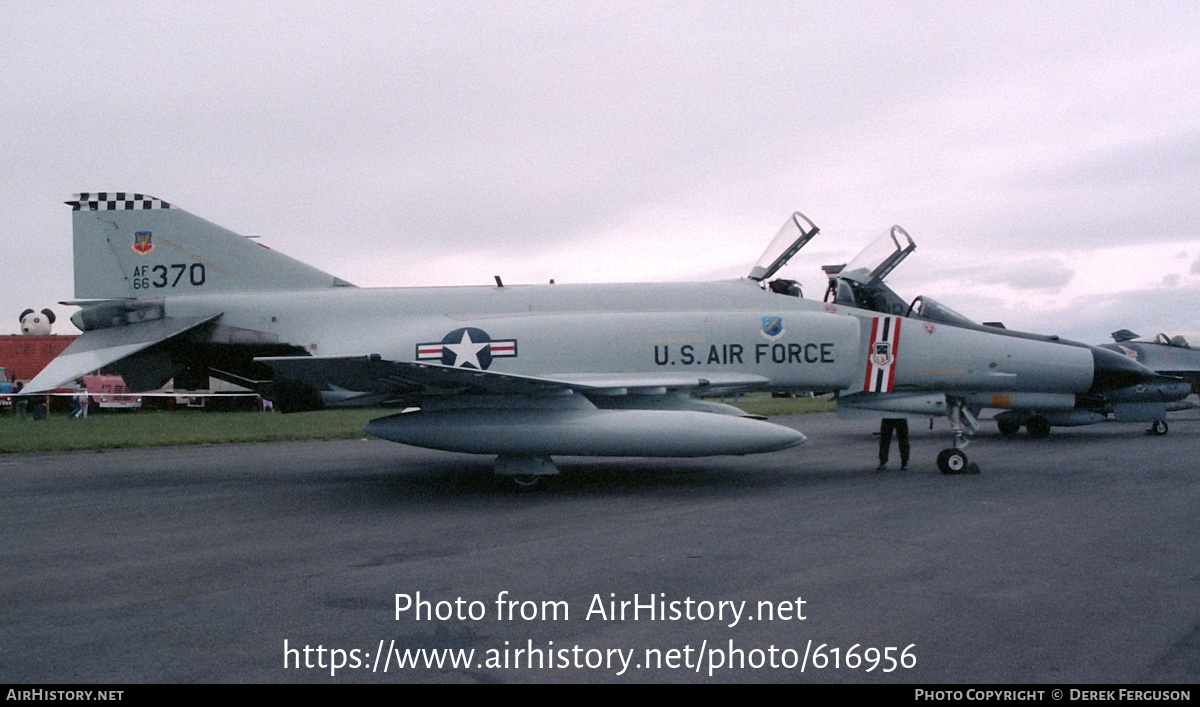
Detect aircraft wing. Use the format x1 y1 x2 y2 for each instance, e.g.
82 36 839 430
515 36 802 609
255 355 770 403
255 354 799 461
23 314 222 394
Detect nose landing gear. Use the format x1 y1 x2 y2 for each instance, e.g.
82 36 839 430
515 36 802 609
938 396 981 475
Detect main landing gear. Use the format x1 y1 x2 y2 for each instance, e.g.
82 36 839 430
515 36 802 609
938 396 981 475
1146 419 1169 436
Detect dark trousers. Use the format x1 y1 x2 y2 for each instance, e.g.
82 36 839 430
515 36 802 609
879 418 910 465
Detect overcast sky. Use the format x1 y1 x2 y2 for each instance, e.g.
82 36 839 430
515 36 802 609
3 1 1198 343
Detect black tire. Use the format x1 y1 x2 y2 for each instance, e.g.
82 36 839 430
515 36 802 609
1149 420 1168 436
937 448 968 475
997 420 1021 437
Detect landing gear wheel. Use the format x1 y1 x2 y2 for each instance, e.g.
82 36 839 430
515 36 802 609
997 420 1021 438
1026 416 1051 439
1147 420 1168 436
937 448 969 475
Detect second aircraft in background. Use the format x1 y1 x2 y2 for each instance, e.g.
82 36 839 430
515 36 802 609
819 226 1193 439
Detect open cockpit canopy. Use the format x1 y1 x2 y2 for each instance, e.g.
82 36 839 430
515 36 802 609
748 212 819 282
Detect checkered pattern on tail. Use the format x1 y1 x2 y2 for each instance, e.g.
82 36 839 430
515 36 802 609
68 193 172 211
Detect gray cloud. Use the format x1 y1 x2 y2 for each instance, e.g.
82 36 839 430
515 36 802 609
957 259 1076 292
4 3 1200 337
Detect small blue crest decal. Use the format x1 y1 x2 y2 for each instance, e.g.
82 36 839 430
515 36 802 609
761 316 784 340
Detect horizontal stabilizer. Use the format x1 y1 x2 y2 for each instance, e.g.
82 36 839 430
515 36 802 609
22 314 220 394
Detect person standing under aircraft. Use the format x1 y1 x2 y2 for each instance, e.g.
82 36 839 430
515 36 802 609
12 381 27 420
878 418 909 471
70 380 89 419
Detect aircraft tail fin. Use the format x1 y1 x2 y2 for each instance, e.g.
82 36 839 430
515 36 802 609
69 192 354 300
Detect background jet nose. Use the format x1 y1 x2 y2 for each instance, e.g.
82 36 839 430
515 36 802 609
1088 345 1157 393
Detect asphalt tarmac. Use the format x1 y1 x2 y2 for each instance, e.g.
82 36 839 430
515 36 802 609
2 410 1198 684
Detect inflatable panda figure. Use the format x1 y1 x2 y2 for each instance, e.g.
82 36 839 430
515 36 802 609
19 308 56 335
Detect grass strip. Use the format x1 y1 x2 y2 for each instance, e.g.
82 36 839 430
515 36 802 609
0 409 381 454
0 393 834 454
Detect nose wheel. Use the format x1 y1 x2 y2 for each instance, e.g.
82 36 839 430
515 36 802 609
939 396 981 474
937 448 979 474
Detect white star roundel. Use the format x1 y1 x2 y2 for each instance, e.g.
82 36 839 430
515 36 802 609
415 327 518 369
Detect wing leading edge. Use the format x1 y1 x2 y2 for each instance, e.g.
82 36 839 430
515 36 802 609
254 354 771 403
254 354 803 460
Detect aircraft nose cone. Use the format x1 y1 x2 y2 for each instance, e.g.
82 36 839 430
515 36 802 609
1089 345 1157 394
1159 378 1194 401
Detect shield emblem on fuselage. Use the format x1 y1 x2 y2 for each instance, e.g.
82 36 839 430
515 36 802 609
871 341 893 367
132 231 154 256
761 316 784 340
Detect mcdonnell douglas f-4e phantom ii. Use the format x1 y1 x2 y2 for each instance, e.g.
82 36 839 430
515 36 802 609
821 226 1192 442
24 195 1158 479
1095 330 1200 435
1106 330 1200 394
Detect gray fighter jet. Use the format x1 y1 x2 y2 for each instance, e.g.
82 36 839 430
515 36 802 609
1090 330 1200 435
821 227 1192 440
25 195 1158 479
1105 330 1200 389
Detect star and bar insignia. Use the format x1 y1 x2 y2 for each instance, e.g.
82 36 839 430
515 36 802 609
416 327 518 370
